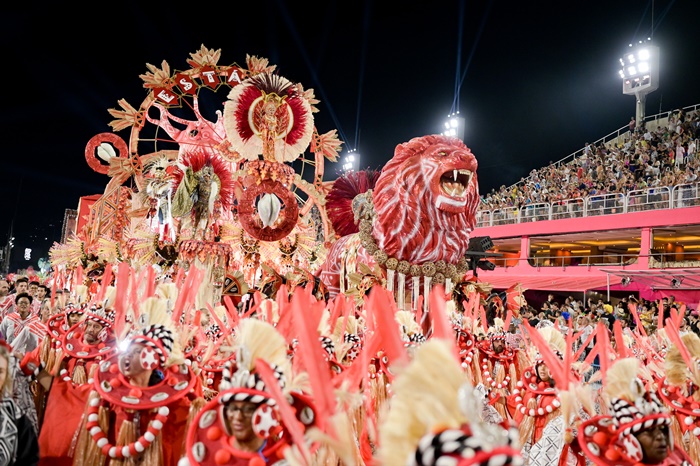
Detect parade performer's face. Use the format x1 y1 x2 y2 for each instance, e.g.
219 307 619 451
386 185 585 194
0 281 8 297
37 287 47 300
635 425 670 464
118 342 150 380
224 401 260 445
492 339 505 354
40 301 52 323
16 297 31 319
83 320 104 344
536 363 551 383
15 282 28 294
68 312 82 326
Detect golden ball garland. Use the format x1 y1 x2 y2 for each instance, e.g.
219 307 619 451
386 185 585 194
357 216 468 284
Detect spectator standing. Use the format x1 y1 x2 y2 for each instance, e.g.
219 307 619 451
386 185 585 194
675 141 686 168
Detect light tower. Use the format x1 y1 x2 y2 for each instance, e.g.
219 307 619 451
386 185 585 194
341 149 360 174
441 112 465 141
619 40 659 128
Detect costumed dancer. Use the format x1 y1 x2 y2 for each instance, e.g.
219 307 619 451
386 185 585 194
578 357 693 465
476 318 523 421
376 337 524 466
657 331 700 463
72 296 201 466
509 325 577 465
181 317 319 466
27 293 117 465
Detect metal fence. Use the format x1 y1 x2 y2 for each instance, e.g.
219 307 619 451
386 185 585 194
476 182 700 228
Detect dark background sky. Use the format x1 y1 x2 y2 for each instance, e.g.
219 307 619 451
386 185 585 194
3 1 700 270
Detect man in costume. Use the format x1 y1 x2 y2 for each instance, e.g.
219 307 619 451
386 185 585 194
508 325 576 466
72 296 199 466
476 322 524 421
27 301 116 466
656 331 700 464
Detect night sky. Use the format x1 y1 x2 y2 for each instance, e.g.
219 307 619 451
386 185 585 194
3 0 700 270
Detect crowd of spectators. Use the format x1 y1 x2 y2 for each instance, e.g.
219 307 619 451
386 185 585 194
480 108 700 212
516 292 699 346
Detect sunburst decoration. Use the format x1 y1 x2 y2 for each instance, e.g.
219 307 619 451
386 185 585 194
346 262 386 306
139 60 174 89
186 44 222 68
293 83 319 113
107 99 145 132
311 128 343 162
246 54 277 75
97 236 124 264
257 218 320 274
49 235 91 269
223 73 313 162
121 226 162 269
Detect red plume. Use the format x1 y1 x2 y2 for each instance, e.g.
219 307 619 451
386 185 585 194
325 169 381 237
664 317 693 367
364 287 408 370
75 265 84 289
522 321 566 388
593 322 612 378
254 359 311 462
95 264 113 303
428 285 454 343
289 290 336 428
222 296 240 329
613 320 630 359
627 302 647 337
113 263 131 340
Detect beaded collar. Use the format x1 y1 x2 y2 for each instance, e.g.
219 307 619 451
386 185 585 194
356 196 469 284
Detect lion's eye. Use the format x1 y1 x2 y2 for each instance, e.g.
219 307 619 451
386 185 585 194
438 151 447 157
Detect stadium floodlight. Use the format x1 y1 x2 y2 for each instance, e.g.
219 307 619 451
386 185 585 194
441 112 465 141
619 39 659 127
340 149 360 174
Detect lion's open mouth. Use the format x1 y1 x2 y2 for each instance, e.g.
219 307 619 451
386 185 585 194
439 169 472 198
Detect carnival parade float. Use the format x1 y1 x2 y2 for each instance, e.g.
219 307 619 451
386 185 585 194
50 45 343 305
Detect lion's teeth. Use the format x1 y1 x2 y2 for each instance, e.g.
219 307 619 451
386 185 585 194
453 170 458 181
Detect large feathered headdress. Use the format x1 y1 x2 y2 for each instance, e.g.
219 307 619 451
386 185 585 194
378 339 523 466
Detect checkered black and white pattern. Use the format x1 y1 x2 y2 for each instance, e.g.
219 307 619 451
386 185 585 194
410 425 523 466
132 324 174 368
220 360 286 394
610 390 670 438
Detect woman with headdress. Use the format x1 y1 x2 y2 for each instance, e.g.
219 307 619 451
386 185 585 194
181 318 319 466
579 357 692 465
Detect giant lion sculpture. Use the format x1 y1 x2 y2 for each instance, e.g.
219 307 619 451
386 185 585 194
318 134 480 303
